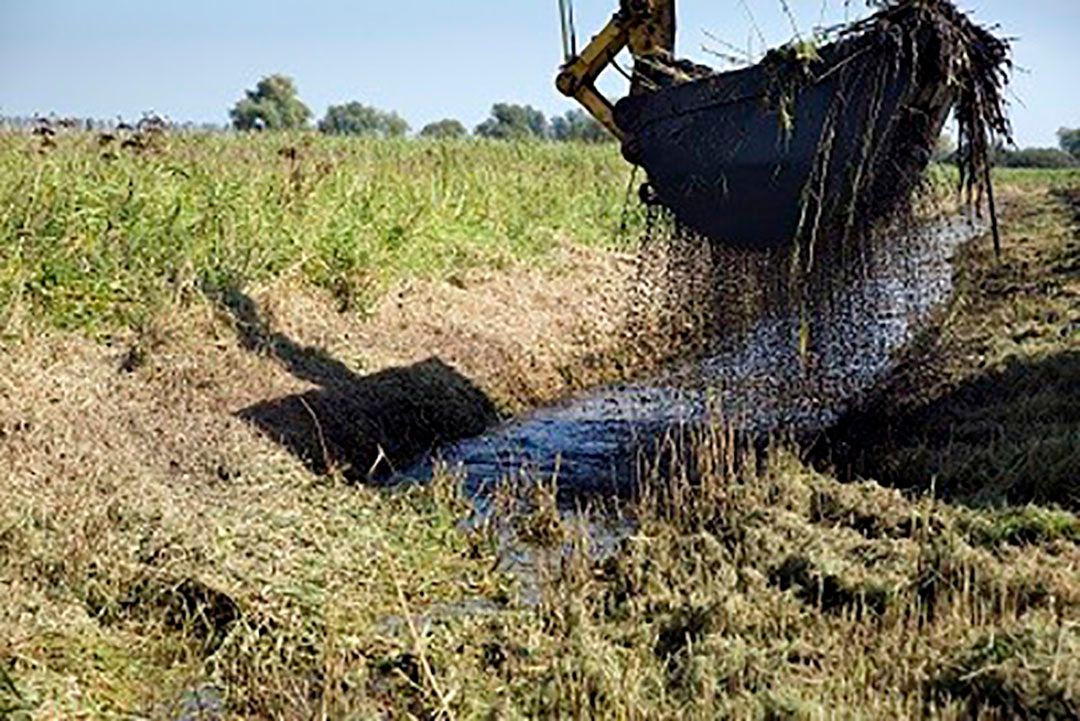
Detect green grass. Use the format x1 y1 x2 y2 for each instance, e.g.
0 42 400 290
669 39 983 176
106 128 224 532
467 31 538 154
1 138 1077 718
995 166 1080 190
0 131 642 333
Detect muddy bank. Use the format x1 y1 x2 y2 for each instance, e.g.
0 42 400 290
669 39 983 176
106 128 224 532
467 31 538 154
813 183 1080 508
0 242 655 489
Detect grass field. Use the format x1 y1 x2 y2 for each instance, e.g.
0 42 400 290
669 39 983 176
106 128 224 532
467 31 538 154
0 131 642 335
0 132 1077 719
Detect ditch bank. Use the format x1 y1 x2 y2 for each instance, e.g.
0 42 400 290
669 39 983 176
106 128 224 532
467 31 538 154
1 182 1070 506
405 181 1079 512
812 182 1080 509
0 241 664 493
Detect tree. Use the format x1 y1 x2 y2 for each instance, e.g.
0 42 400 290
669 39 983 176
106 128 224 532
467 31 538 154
419 119 468 139
1058 127 1080 158
551 109 613 144
319 102 409 137
475 104 549 140
230 75 311 131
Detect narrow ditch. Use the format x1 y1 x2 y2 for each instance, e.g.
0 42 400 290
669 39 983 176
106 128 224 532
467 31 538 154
406 216 983 500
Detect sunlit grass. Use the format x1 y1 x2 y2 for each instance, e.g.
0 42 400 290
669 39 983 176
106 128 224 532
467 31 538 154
0 132 643 333
1 134 1077 718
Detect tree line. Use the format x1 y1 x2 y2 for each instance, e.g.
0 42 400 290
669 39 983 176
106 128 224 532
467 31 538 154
5 72 1075 156
991 127 1080 169
931 128 1080 170
229 74 613 143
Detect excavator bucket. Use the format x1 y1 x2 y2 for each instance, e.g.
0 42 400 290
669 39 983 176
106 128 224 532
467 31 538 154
603 1 1009 251
614 47 942 249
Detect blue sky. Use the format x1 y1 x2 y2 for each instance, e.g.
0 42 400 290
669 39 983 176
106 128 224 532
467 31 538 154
1 1 1075 147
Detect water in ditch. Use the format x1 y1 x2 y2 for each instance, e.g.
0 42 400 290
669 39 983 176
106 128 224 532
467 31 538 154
405 217 981 499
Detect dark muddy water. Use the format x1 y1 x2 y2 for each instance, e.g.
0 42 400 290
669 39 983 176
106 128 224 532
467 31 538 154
406 218 982 497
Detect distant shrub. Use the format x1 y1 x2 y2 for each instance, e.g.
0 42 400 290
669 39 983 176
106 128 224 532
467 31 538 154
551 110 614 144
231 75 311 131
419 119 468 139
475 104 549 141
319 102 409 138
1059 127 1080 158
995 147 1079 169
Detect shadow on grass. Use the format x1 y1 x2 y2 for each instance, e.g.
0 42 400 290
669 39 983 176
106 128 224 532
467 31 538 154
816 349 1080 509
211 286 499 483
1050 185 1080 278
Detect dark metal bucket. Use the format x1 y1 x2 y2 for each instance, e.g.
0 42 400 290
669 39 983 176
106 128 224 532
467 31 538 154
614 25 952 250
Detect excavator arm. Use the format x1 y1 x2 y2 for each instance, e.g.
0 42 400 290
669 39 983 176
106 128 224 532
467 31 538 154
555 0 676 141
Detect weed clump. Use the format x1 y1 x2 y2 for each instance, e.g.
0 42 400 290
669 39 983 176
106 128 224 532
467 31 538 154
85 575 242 654
930 624 1080 719
764 0 1013 263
